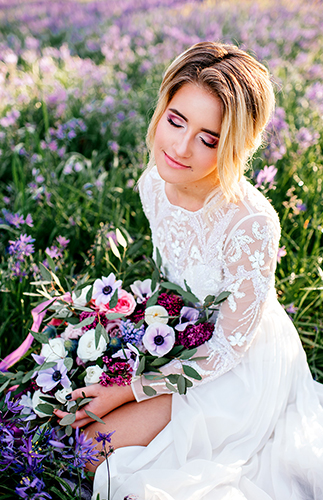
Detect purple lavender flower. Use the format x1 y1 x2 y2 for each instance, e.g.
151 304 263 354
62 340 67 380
93 273 122 305
36 358 71 392
57 235 70 247
8 234 35 259
142 323 175 357
255 165 277 188
277 246 287 263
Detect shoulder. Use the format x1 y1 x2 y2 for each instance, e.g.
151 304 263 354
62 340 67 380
138 165 163 220
221 177 281 252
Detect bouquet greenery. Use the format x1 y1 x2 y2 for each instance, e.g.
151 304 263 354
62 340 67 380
0 232 229 498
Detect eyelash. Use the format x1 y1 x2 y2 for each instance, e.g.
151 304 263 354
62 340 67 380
167 116 218 150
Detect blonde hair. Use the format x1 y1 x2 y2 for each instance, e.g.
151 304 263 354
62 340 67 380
145 41 275 204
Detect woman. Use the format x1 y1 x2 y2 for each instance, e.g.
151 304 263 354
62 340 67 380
55 42 323 500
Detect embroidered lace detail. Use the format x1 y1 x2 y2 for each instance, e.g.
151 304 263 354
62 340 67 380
132 166 281 401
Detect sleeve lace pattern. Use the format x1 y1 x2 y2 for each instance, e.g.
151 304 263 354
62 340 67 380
132 167 281 401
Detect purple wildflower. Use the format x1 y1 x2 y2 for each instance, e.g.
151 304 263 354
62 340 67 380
93 273 122 306
15 476 52 499
71 428 99 468
255 165 278 188
175 306 200 332
8 234 35 259
36 358 71 392
277 246 287 263
57 235 70 247
142 323 175 357
95 430 115 446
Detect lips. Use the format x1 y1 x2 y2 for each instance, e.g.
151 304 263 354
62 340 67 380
163 151 190 169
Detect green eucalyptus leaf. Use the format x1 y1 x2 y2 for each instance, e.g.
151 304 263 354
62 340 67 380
22 369 36 384
142 385 157 397
155 247 162 269
64 357 73 371
145 290 159 307
85 410 106 423
134 319 144 329
166 374 180 384
165 382 177 393
105 312 125 320
30 330 50 344
95 323 108 348
36 403 55 415
182 365 202 380
213 291 231 305
136 356 146 376
74 316 95 329
108 288 119 309
177 374 186 395
66 425 73 436
179 348 197 360
59 413 76 426
150 357 170 367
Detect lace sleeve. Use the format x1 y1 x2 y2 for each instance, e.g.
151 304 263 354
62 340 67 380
131 212 280 402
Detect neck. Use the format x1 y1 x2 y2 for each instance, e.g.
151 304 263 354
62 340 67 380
165 177 220 212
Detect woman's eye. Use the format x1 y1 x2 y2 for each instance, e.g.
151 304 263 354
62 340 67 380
200 136 218 149
167 115 182 128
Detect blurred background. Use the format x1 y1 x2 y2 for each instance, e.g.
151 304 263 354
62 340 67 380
0 0 322 377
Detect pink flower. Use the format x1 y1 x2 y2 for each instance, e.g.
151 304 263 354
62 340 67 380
61 323 83 340
98 289 136 317
277 246 287 263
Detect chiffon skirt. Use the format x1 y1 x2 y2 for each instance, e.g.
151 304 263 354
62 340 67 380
92 297 323 500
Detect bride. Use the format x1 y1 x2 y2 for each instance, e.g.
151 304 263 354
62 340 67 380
55 41 323 500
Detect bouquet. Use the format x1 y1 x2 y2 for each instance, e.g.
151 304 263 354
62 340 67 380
0 235 229 497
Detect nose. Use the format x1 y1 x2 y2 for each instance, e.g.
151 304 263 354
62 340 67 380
173 132 191 159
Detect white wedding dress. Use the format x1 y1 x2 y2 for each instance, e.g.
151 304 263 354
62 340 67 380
92 166 323 500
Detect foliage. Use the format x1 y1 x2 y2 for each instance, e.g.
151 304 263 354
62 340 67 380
0 0 322 382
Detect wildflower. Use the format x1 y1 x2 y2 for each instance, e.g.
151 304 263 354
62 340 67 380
175 306 199 332
95 430 115 447
36 358 71 392
8 234 35 259
56 235 70 248
71 427 99 468
130 278 159 303
93 273 122 306
277 246 287 263
176 322 214 349
286 303 298 314
255 165 277 188
142 323 175 357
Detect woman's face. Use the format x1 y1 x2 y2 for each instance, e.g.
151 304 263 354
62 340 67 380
153 83 223 193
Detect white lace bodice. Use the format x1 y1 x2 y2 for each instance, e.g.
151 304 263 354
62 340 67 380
131 166 281 401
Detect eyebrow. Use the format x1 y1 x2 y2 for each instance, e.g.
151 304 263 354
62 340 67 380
169 108 220 138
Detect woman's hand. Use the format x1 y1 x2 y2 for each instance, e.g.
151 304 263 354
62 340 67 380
53 383 135 429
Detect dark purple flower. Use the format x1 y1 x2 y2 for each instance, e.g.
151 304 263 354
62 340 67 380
157 293 184 317
176 322 214 349
72 428 99 468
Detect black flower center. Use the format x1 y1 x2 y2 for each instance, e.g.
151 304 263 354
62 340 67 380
52 370 62 382
103 285 112 295
154 335 164 346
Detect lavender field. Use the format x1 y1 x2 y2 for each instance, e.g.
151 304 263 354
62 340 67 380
0 0 323 378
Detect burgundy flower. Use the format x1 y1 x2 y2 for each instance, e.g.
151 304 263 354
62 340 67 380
157 293 184 317
176 322 214 349
79 311 109 331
